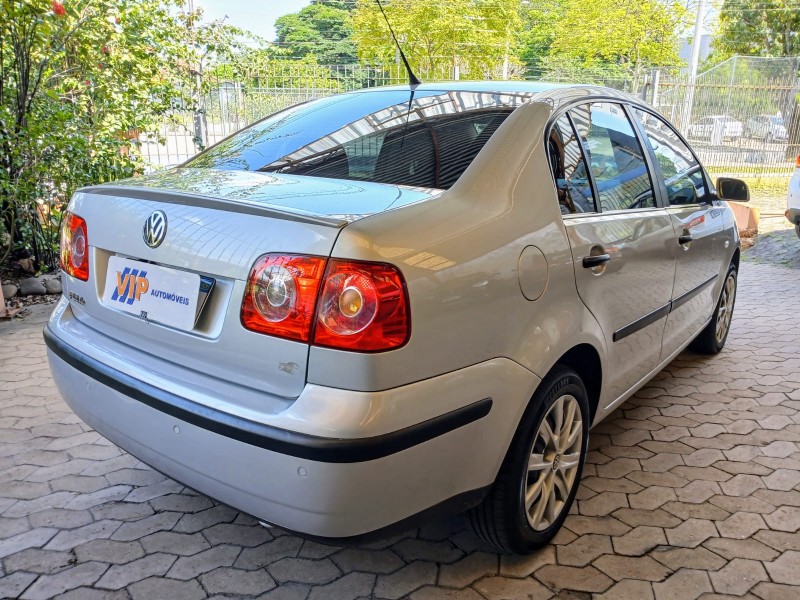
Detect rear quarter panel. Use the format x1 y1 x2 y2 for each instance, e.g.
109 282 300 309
308 101 608 397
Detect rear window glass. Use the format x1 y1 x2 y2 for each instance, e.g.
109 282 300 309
186 90 532 189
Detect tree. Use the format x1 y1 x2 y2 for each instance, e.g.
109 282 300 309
352 0 523 79
714 0 800 58
545 0 687 84
0 0 247 269
274 2 358 64
518 0 565 74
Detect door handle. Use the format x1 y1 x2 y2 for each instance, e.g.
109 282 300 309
582 254 611 268
678 234 693 245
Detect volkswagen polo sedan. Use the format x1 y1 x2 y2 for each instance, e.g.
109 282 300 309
46 82 748 553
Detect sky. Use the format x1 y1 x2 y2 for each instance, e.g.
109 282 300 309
197 0 312 41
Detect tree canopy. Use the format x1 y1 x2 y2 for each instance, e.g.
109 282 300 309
545 0 687 80
274 1 357 64
352 0 521 78
714 0 799 58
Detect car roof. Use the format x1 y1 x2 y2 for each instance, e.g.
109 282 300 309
343 80 647 111
355 80 575 94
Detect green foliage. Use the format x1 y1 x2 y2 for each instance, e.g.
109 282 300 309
714 0 800 59
275 2 358 64
545 0 688 81
0 0 248 269
518 0 564 72
352 0 523 79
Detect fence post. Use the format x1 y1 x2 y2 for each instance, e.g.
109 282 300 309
193 67 208 151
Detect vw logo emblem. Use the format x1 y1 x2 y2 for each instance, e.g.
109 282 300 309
143 211 167 248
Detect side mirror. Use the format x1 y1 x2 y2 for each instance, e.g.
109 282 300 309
717 177 749 202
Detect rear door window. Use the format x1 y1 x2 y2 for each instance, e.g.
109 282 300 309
568 103 656 212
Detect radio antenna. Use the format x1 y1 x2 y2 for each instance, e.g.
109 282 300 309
375 0 420 87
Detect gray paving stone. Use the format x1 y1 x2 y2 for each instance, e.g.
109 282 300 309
202 522 273 547
330 548 405 574
20 561 108 600
374 561 438 599
95 552 176 589
45 520 121 551
28 508 93 530
268 557 342 584
139 531 210 556
4 547 75 575
305 572 375 600
0 527 58 559
110 512 180 542
0 571 38 599
128 576 206 600
255 582 311 600
166 544 241 580
74 539 145 565
235 536 303 569
172 505 238 534
200 566 277 595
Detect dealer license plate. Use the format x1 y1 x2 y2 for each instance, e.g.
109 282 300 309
102 256 205 331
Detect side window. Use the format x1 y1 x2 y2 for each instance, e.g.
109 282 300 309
548 114 596 214
568 102 655 212
633 109 708 206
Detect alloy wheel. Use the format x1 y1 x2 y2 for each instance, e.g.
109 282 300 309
524 394 583 531
716 272 736 344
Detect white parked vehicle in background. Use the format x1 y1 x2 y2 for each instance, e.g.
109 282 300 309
745 115 788 142
689 116 744 141
788 154 800 239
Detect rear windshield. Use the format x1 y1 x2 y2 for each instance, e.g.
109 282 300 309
186 90 533 189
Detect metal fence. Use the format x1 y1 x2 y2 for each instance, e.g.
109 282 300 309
139 57 800 177
644 57 800 178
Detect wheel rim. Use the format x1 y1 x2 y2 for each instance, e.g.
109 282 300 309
715 272 736 344
524 394 583 531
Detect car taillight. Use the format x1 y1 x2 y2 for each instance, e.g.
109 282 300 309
796 153 800 168
241 255 410 352
60 211 89 281
241 254 327 342
314 259 410 352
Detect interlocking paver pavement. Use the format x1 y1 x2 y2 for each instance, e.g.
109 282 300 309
1 261 799 599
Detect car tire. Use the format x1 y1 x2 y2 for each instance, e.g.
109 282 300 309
795 223 800 240
468 366 589 554
690 263 737 355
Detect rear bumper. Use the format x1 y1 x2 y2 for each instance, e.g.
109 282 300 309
45 301 538 539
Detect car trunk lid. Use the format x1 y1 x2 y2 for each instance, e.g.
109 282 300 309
64 168 438 399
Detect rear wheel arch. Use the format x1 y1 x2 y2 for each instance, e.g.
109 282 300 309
551 344 602 424
731 247 740 271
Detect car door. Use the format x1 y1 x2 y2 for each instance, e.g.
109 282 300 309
554 103 677 406
631 108 728 361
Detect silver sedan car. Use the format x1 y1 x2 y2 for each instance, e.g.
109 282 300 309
47 82 749 554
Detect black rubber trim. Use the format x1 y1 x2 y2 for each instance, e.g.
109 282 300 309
613 303 671 342
614 273 718 342
671 274 718 311
44 327 492 464
264 486 491 546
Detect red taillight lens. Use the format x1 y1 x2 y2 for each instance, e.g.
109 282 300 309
241 254 327 342
60 211 89 281
314 259 410 352
795 153 800 168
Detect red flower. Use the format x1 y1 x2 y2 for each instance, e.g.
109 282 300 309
101 46 109 54
51 1 66 16
84 80 91 86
